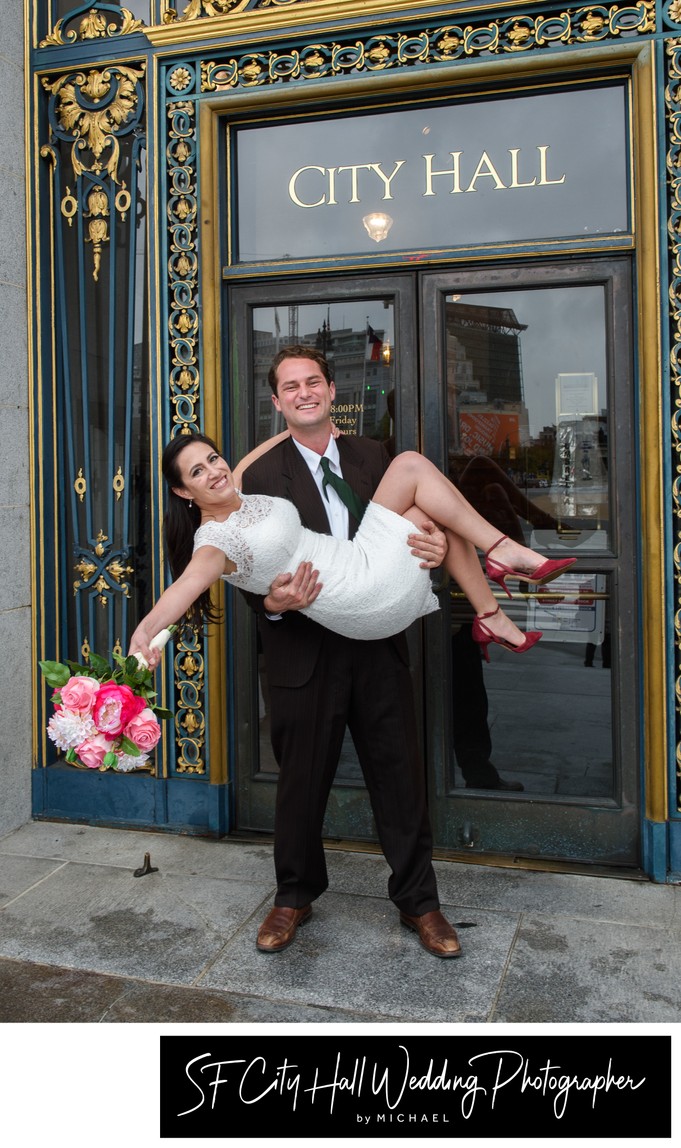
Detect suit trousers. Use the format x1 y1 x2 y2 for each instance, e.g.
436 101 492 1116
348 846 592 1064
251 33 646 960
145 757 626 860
267 628 440 917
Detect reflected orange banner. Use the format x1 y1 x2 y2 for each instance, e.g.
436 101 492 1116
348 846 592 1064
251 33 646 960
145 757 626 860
459 411 520 455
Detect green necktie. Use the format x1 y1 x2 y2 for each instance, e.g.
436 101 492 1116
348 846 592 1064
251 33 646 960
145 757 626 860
320 456 368 523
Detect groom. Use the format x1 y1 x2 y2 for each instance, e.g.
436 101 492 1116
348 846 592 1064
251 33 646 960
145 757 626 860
240 345 461 959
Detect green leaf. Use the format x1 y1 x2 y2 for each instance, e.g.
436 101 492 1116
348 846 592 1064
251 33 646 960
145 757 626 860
89 652 112 677
102 752 118 768
152 707 174 721
38 660 71 688
65 748 76 763
118 736 140 757
65 660 95 678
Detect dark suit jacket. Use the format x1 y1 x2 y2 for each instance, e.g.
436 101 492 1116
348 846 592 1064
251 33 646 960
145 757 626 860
240 434 410 686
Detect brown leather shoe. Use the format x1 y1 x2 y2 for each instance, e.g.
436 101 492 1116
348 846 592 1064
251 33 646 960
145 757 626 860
256 905 312 953
399 909 462 958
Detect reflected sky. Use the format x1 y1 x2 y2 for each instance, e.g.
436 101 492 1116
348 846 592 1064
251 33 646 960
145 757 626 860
454 286 607 437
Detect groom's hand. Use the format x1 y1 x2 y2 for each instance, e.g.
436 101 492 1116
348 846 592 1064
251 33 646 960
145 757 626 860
408 520 447 569
264 561 323 614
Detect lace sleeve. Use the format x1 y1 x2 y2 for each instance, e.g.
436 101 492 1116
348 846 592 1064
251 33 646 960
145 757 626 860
192 496 274 586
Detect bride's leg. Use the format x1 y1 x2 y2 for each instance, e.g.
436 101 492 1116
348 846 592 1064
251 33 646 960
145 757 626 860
403 505 530 648
443 531 529 646
376 452 547 575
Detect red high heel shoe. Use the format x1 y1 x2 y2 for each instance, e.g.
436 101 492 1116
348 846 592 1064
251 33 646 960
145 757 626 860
472 607 543 663
485 535 576 599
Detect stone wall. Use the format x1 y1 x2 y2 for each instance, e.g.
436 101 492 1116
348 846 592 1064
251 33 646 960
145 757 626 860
0 7 31 835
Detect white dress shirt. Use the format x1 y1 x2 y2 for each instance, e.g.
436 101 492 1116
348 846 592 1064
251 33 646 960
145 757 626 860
291 435 350 540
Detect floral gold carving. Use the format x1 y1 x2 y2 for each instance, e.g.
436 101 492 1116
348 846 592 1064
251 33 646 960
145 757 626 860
170 67 193 91
73 526 135 605
164 0 248 23
43 65 145 183
40 6 144 48
42 64 145 281
74 558 96 587
180 653 199 676
181 711 201 735
106 558 134 596
84 187 110 281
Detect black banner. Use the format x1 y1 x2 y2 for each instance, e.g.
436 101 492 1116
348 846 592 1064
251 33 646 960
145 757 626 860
159 1034 670 1138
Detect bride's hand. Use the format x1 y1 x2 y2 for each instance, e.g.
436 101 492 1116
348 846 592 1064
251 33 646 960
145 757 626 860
408 521 447 569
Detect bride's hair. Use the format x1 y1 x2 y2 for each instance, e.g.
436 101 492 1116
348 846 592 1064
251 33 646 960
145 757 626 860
162 433 223 631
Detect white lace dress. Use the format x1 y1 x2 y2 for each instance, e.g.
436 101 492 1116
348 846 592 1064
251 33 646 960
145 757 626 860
193 493 440 640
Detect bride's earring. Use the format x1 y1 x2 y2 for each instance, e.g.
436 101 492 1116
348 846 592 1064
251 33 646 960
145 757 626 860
188 499 193 509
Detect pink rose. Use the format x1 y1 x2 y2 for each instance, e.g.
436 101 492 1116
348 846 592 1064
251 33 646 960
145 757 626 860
124 707 162 752
92 682 146 737
59 675 100 715
76 733 115 769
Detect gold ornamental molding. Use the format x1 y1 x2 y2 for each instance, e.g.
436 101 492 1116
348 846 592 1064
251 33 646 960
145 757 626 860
167 100 200 436
40 5 145 47
149 0 655 46
195 3 655 92
174 633 206 774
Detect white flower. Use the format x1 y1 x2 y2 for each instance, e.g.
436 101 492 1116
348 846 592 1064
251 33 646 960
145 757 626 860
114 751 150 773
47 709 96 751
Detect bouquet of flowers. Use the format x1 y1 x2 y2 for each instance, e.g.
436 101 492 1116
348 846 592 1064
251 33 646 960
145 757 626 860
39 628 175 773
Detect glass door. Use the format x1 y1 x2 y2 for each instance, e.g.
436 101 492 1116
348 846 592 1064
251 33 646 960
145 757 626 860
229 275 423 840
228 260 639 869
420 259 639 866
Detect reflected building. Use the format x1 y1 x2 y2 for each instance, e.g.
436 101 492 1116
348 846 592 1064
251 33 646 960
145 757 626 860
252 315 394 442
445 302 530 464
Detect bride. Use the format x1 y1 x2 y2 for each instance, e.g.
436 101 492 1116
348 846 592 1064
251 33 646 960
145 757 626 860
129 430 574 666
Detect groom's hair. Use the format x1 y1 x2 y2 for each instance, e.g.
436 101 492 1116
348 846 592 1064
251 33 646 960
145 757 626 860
268 344 332 393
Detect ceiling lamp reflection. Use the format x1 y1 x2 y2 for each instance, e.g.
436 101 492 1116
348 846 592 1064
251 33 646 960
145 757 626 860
362 212 394 243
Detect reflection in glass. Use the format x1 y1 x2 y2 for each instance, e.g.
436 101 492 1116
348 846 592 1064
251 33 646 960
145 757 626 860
251 299 395 446
451 574 612 796
446 286 613 799
250 299 396 782
445 288 610 546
